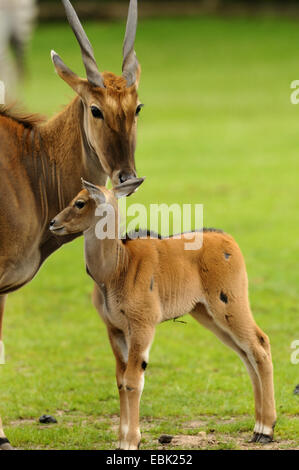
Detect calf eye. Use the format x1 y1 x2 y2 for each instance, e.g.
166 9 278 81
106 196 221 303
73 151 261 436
136 104 144 116
91 106 104 119
75 200 86 209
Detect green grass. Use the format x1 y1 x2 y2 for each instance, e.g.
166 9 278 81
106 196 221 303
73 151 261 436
1 15 299 449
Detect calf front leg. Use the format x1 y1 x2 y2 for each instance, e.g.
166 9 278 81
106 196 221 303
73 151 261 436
0 417 12 450
93 285 130 449
122 325 155 450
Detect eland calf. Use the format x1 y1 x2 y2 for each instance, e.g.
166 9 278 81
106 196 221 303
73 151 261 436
51 179 276 450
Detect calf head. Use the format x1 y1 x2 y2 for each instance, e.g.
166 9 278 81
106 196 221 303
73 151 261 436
50 177 144 235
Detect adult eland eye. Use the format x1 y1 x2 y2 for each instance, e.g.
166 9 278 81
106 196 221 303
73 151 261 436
75 200 86 209
136 104 144 116
91 106 104 119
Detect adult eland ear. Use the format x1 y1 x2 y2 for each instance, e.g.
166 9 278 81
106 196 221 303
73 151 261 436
112 177 145 199
134 64 141 90
51 50 87 95
81 179 106 205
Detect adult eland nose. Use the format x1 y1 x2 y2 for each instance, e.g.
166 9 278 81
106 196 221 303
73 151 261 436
118 171 137 184
50 219 56 228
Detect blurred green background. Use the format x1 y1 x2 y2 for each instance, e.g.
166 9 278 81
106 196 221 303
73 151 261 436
0 1 298 450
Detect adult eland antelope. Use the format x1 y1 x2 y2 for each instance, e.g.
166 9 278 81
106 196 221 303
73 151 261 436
51 179 277 450
0 0 143 450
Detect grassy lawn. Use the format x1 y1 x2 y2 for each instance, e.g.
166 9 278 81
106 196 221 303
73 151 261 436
1 15 298 449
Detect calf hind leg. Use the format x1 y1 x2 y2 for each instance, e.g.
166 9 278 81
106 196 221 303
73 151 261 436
221 308 276 442
191 304 263 439
211 299 276 442
245 324 276 443
191 300 276 442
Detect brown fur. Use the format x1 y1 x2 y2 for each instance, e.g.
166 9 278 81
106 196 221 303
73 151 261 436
52 181 277 450
102 73 128 92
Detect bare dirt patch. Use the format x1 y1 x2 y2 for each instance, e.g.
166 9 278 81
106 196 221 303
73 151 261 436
158 431 298 450
9 418 36 427
171 432 216 448
183 415 249 429
9 413 298 450
184 419 208 429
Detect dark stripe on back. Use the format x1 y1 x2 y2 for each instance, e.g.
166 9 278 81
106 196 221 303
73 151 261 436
121 227 223 244
122 229 162 244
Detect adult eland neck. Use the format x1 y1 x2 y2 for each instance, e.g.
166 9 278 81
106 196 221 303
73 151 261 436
40 96 106 192
29 97 108 241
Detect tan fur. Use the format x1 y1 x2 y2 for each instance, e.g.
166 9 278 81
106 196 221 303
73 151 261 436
52 182 277 450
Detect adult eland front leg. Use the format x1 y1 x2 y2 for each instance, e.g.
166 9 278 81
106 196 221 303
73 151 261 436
0 295 13 450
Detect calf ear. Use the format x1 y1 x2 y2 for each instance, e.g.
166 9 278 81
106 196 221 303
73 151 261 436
112 177 145 199
81 179 106 205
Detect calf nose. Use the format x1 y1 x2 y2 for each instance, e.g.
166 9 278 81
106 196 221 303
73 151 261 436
118 171 136 184
50 219 56 227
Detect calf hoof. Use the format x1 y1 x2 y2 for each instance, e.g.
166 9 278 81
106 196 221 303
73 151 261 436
250 432 273 444
0 438 13 450
256 433 273 444
249 432 258 442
